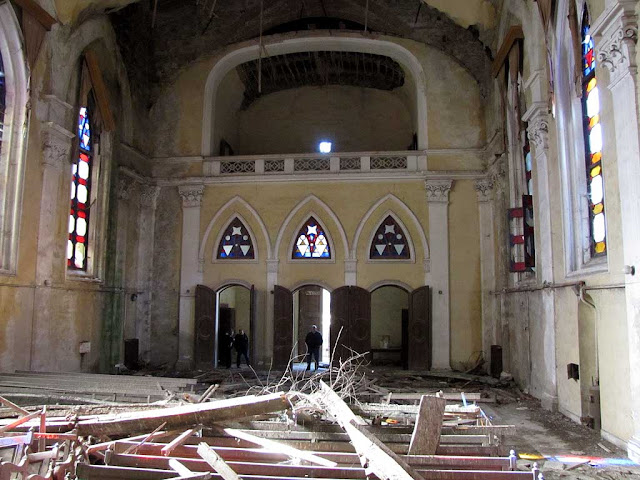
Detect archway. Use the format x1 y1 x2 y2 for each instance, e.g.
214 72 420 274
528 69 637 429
371 285 409 368
217 285 253 368
292 285 331 369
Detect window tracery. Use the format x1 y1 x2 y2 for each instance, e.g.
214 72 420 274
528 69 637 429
369 215 410 259
292 217 331 259
217 217 255 259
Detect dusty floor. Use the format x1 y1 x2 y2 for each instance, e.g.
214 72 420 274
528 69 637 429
486 397 640 479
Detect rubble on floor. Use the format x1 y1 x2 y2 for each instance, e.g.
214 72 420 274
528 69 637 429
0 364 636 479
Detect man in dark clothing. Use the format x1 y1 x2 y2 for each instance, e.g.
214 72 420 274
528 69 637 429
305 325 323 371
234 329 250 367
218 329 233 368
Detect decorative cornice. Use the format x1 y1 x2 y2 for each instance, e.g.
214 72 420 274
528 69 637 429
475 179 494 202
592 2 638 87
425 179 453 203
178 185 204 208
139 185 160 209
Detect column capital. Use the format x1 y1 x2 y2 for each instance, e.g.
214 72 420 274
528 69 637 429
40 122 74 168
425 179 453 203
475 179 494 202
178 185 204 208
117 176 136 200
592 1 638 87
266 259 280 274
139 185 161 209
523 102 550 153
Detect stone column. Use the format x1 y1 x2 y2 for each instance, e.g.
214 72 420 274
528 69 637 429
344 259 357 285
265 259 279 365
425 179 453 370
475 179 496 372
177 185 204 370
136 185 160 364
523 99 558 411
593 1 640 460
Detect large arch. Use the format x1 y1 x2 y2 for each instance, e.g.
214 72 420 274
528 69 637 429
352 193 429 261
201 33 429 156
274 194 349 260
200 195 272 267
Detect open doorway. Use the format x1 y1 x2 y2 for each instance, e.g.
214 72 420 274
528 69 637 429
371 285 409 368
292 286 331 369
216 285 253 368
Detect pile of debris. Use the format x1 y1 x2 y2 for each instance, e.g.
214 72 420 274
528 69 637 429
0 362 544 480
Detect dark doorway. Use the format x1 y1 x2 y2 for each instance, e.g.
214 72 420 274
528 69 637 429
370 285 409 368
217 285 253 367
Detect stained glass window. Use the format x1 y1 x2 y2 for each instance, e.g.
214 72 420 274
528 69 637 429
217 218 255 259
581 7 606 256
292 217 331 259
369 215 410 259
0 51 5 157
68 106 93 270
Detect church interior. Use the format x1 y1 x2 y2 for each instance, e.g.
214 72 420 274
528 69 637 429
1 0 640 464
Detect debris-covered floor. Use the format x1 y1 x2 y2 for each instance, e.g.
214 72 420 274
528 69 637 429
0 364 637 480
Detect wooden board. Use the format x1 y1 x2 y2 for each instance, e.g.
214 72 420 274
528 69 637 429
195 285 216 368
408 395 446 455
408 286 431 370
272 285 293 368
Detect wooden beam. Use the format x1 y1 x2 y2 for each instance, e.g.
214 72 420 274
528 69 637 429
0 410 42 433
408 395 446 455
316 381 425 480
0 395 29 415
162 428 200 457
197 442 242 480
492 26 524 77
11 0 56 30
223 428 337 467
84 49 116 132
76 393 289 437
124 422 168 454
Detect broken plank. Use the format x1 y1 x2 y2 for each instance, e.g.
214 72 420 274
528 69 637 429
76 393 289 437
408 395 446 455
197 442 242 480
0 409 41 433
223 427 337 467
124 422 168 454
162 428 200 457
0 395 29 415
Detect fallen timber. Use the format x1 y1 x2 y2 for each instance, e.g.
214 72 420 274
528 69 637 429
0 369 535 480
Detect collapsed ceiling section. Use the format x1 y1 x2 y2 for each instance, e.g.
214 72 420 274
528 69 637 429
236 51 406 109
110 0 495 106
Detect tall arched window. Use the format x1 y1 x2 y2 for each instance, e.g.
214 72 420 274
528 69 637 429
581 6 606 256
292 216 331 259
0 5 28 274
217 217 255 259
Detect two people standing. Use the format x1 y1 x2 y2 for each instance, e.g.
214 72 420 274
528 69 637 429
218 328 250 368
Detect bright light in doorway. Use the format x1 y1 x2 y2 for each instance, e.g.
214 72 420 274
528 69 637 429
318 141 332 153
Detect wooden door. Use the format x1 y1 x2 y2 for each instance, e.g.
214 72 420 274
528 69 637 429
297 286 322 357
349 286 371 357
195 284 216 368
273 285 293 368
330 286 350 362
249 285 256 363
408 286 431 370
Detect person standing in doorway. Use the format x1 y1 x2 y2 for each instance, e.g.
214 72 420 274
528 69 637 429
218 329 233 368
234 329 250 367
305 325 323 371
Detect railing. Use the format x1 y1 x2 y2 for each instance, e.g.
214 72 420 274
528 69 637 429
203 151 428 177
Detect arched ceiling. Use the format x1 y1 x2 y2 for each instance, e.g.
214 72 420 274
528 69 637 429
89 0 503 106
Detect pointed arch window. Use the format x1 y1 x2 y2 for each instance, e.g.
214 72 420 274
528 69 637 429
217 217 255 259
292 216 331 259
369 215 410 259
581 7 606 256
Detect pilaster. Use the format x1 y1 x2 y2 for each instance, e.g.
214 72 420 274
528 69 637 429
425 179 453 370
344 259 357 285
265 259 280 363
593 1 640 459
177 184 204 370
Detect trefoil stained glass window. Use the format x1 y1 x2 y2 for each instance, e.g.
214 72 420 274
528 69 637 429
68 106 93 270
369 215 410 259
581 7 606 256
293 217 331 259
217 218 255 259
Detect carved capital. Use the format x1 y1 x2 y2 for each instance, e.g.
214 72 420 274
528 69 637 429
593 3 638 87
40 122 74 168
178 185 204 208
139 185 160 209
488 155 507 196
267 259 280 274
425 179 453 203
344 259 357 274
475 179 494 202
117 176 136 200
523 102 550 153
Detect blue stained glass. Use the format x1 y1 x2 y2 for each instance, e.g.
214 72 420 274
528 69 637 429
369 215 410 259
293 217 331 259
217 218 255 259
78 107 91 151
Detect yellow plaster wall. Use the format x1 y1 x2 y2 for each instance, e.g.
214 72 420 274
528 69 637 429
448 180 482 369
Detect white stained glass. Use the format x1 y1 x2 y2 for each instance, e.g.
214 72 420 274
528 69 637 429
528 179 534 196
77 184 88 204
72 164 78 175
78 161 90 180
70 182 76 199
76 217 87 236
589 123 603 154
67 240 73 260
590 174 604 204
68 216 75 234
75 243 85 268
586 86 600 118
307 224 318 236
593 213 606 242
525 152 532 172
314 235 327 257
319 141 332 153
